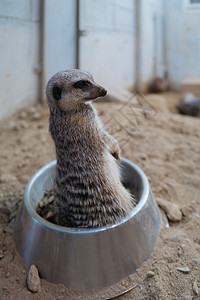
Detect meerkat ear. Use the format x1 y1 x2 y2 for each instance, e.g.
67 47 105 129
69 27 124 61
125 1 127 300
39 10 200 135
53 85 63 101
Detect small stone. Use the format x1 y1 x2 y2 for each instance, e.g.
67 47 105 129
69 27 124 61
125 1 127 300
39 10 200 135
177 93 200 117
32 112 41 121
146 271 155 278
27 265 41 293
171 234 177 241
157 198 182 222
28 107 37 114
176 267 190 274
181 295 192 300
148 173 155 181
0 174 17 184
19 111 27 119
41 136 47 144
193 280 199 295
20 121 28 129
181 206 194 216
180 233 187 237
177 246 183 257
37 124 44 129
5 272 10 278
140 153 147 160
9 121 19 131
19 175 30 184
193 259 199 265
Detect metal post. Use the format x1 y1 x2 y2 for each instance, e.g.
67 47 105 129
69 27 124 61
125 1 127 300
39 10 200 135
76 0 80 69
135 0 141 93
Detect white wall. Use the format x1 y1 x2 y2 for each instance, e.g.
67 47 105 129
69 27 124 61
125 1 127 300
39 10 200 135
140 0 164 90
79 0 136 92
0 0 40 119
43 0 77 86
165 0 200 89
3 0 198 120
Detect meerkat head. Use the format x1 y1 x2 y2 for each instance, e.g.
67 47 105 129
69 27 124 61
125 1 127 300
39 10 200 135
46 69 107 112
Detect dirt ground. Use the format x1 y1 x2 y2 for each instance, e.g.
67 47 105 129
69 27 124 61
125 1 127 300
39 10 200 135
0 92 199 300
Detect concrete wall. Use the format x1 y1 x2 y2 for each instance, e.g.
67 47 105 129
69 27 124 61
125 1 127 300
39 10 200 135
165 0 200 89
3 0 199 119
79 0 165 93
43 0 76 86
79 0 136 92
0 0 41 119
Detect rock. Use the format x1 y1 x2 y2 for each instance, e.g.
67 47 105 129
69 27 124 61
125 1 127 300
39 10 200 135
176 267 190 274
171 234 177 241
28 107 37 114
181 294 192 300
19 175 30 184
148 77 168 93
5 272 10 278
19 111 27 119
193 259 199 265
146 271 155 278
27 265 41 293
32 112 41 121
157 198 182 222
148 173 155 181
180 233 187 237
0 174 17 184
61 288 66 294
181 206 194 216
177 93 200 116
41 136 47 144
20 121 28 129
8 121 19 131
193 280 199 295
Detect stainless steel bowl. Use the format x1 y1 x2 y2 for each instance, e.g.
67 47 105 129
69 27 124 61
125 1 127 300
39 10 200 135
14 158 161 290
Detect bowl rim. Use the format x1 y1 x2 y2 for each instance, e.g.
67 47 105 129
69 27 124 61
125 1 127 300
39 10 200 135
24 158 150 234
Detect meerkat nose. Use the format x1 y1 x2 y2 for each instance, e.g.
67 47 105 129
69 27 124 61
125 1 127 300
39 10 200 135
100 88 107 97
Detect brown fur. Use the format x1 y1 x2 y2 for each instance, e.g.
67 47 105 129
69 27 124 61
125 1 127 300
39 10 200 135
46 69 135 228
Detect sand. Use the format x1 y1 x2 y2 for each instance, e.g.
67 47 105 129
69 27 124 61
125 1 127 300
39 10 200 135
0 92 199 299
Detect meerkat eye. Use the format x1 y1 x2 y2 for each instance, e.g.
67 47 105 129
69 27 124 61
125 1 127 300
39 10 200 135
53 85 63 100
73 80 90 89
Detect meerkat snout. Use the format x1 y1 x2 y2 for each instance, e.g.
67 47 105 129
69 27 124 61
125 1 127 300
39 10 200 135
99 87 107 97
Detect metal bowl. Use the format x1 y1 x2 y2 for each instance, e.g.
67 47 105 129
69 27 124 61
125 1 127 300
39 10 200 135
14 158 161 290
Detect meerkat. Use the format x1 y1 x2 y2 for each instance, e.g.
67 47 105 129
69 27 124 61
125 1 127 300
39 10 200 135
46 69 135 228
